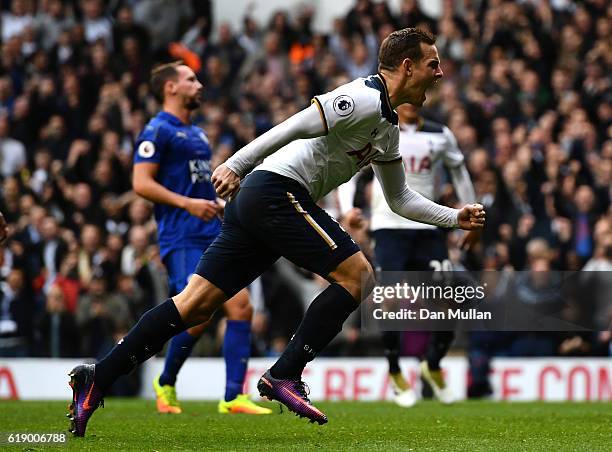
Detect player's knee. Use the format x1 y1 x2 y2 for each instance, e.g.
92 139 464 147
331 253 375 302
241 303 253 321
357 261 376 299
183 301 217 326
173 274 227 326
361 263 376 296
224 289 252 321
226 301 253 321
187 322 208 337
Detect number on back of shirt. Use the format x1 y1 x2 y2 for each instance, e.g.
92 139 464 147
429 259 452 272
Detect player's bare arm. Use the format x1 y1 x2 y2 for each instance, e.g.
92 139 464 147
212 103 327 199
133 162 219 221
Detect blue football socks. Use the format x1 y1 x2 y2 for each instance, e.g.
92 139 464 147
159 330 199 387
223 320 251 402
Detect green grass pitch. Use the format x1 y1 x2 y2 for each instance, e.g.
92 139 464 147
0 400 610 451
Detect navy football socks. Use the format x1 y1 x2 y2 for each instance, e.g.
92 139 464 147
95 299 185 391
425 331 454 370
271 283 357 379
382 331 402 374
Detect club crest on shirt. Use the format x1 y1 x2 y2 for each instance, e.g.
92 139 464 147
138 140 155 158
333 95 354 116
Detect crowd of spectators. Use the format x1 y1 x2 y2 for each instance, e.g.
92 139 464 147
0 0 609 381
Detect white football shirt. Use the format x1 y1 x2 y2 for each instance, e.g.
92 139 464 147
256 74 401 202
370 120 465 230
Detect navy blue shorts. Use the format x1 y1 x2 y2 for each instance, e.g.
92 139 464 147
195 171 360 297
373 228 449 273
163 247 211 296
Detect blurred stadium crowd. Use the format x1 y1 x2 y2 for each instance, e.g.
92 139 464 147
0 0 610 377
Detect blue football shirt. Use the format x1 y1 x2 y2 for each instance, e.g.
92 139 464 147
133 111 221 257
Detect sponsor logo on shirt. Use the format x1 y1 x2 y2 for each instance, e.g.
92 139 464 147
189 159 211 183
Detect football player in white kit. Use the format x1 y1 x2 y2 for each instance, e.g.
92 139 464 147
68 28 485 432
339 103 477 407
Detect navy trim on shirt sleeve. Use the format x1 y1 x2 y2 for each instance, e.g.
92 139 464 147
311 97 329 135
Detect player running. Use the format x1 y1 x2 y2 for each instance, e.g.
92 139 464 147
132 62 270 416
67 62 269 434
67 28 485 435
340 103 477 407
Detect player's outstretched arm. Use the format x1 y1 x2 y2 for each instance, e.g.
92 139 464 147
372 159 485 231
212 104 327 198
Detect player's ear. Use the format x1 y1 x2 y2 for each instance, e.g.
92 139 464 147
402 58 413 77
167 79 177 97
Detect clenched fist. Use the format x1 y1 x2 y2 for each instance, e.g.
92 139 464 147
457 203 485 231
212 164 241 199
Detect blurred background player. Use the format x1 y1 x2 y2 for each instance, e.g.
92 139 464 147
132 62 270 415
339 103 476 406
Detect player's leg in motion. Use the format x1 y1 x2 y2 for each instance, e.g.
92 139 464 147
67 275 227 436
154 248 208 414
374 229 417 407
419 230 455 404
68 172 280 435
382 330 417 407
259 252 373 424
154 322 207 414
373 229 418 407
421 331 455 404
155 290 269 415
231 171 372 424
217 288 271 414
